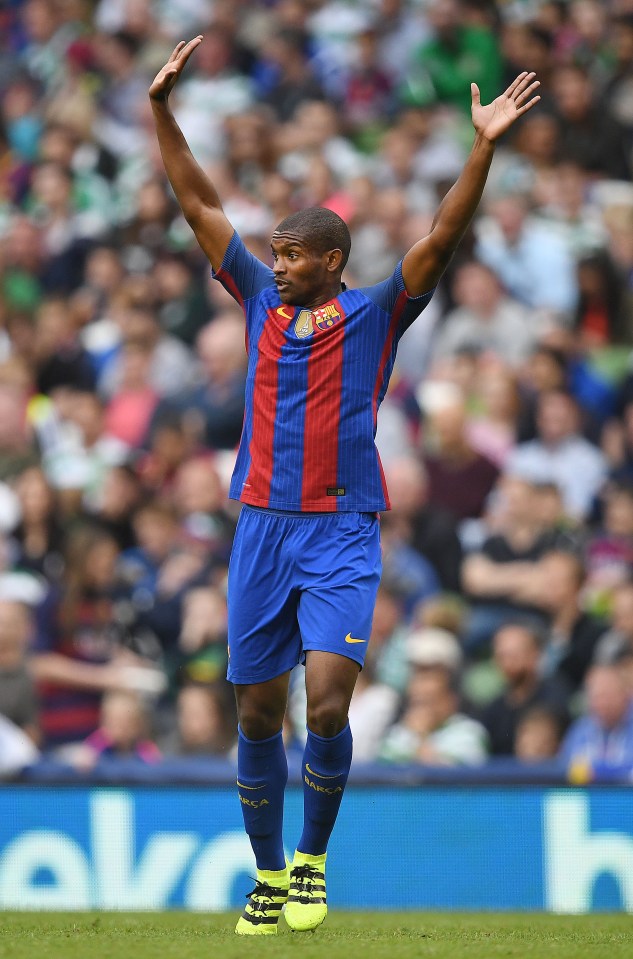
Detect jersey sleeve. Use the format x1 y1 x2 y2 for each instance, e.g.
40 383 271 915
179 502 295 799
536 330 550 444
360 260 435 333
212 231 276 307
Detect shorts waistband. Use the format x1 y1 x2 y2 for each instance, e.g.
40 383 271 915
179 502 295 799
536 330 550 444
244 505 338 518
243 505 377 520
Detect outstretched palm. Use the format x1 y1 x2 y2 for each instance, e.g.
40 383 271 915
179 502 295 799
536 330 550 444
471 71 540 142
149 35 203 102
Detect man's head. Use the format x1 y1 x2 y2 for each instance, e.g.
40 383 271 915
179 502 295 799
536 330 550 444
493 622 542 687
612 582 633 641
604 483 633 539
196 313 247 385
271 207 351 306
452 261 503 316
405 666 459 731
384 456 428 518
586 664 631 731
0 600 32 670
536 389 579 446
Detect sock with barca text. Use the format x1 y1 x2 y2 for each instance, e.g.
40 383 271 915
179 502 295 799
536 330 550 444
237 726 288 873
297 723 353 856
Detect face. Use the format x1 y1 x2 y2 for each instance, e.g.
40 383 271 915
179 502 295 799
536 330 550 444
0 601 30 669
494 627 540 682
515 714 560 761
102 694 144 749
271 232 341 307
537 394 577 444
178 686 223 748
612 588 633 639
406 669 455 729
16 468 52 523
586 667 630 729
605 492 633 538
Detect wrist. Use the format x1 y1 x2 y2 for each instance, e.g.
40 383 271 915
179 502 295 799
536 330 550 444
473 131 496 150
150 94 172 110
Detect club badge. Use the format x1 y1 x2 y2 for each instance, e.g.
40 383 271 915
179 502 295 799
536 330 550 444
313 304 341 330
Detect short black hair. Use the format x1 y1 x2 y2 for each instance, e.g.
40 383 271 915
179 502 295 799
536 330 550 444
273 207 351 271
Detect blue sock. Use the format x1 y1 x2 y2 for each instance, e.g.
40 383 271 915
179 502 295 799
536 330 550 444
297 723 353 856
237 727 288 872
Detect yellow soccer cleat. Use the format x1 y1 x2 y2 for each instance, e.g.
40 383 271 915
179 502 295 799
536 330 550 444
235 868 289 936
284 852 327 932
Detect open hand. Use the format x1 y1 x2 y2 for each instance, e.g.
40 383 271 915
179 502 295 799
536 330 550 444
471 71 540 143
149 36 202 102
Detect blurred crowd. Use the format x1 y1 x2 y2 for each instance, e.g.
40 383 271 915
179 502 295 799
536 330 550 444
2 0 633 780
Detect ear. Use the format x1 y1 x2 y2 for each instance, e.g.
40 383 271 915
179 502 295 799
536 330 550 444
325 249 343 273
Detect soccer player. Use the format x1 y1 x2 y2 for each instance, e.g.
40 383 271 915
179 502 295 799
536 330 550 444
150 38 539 935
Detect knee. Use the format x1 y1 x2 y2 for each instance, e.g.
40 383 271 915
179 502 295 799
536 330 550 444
237 700 285 741
306 700 348 739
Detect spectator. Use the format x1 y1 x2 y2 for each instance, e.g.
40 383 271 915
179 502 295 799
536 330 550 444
405 0 502 113
172 457 235 566
560 664 633 771
433 261 534 367
461 474 556 651
594 581 633 666
480 623 568 757
536 550 608 693
103 341 159 447
0 598 39 744
514 706 563 763
383 456 463 592
31 525 162 746
507 389 607 521
584 482 633 608
177 586 229 687
83 689 161 762
550 64 631 181
380 664 488 766
162 683 236 756
152 313 247 452
0 714 39 776
11 466 65 581
419 390 500 522
475 193 577 315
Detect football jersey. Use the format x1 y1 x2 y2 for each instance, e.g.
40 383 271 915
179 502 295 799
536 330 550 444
214 231 434 512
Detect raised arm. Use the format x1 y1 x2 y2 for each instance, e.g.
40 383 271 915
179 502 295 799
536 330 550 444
402 72 540 296
149 36 234 271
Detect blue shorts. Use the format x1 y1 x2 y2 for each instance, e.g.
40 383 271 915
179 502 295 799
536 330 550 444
227 506 382 685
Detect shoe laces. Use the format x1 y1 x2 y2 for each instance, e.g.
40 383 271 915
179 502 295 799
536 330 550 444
246 880 286 914
290 864 321 894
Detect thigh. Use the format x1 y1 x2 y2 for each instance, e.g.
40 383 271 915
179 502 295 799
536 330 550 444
297 512 382 668
227 508 302 684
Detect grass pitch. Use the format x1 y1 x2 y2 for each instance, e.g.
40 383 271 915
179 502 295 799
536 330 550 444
0 912 632 959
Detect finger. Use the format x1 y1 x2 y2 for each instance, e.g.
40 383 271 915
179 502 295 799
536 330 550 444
517 95 541 116
168 41 186 64
511 71 536 100
516 80 540 104
503 71 528 99
471 82 481 107
176 35 203 64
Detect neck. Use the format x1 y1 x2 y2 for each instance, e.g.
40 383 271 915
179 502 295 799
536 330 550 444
301 282 343 311
508 674 538 704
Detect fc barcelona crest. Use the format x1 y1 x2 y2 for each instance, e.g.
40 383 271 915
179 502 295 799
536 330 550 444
294 310 314 339
314 304 342 330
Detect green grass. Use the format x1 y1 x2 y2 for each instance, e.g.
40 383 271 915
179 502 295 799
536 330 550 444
0 912 632 959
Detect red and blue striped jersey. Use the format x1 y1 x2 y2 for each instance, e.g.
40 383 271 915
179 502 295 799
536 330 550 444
214 231 434 512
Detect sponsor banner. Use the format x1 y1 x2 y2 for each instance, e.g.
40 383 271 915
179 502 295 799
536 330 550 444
0 786 632 912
